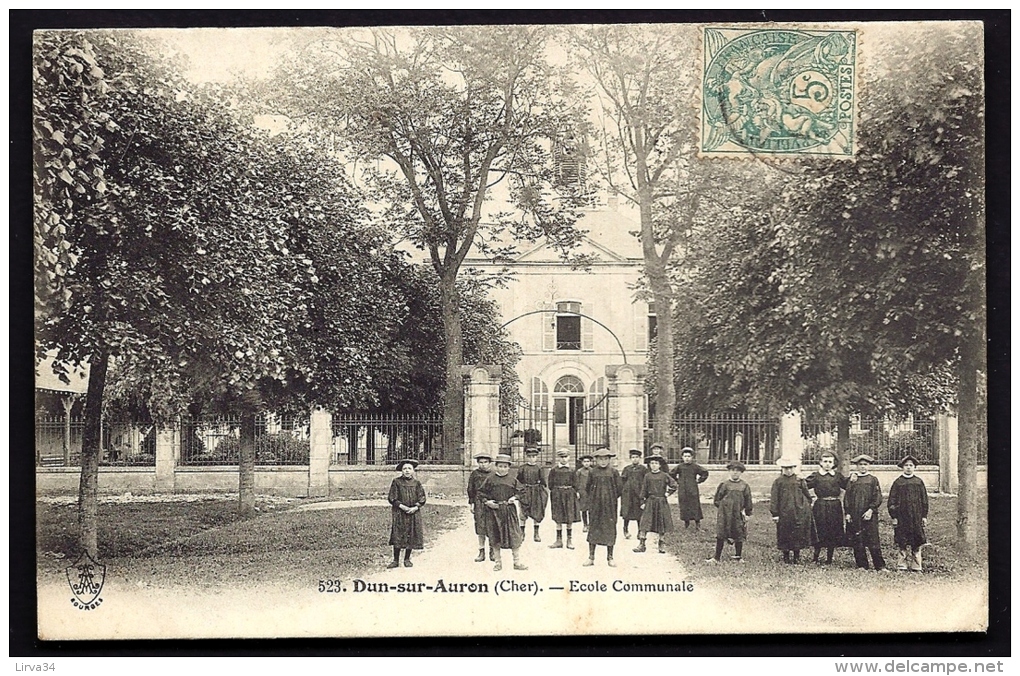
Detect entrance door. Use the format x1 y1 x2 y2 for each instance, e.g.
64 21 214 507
553 395 585 453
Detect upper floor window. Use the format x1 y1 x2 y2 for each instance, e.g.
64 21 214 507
556 301 581 351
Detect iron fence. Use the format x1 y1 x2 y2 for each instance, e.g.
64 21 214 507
800 418 937 465
499 396 608 466
645 413 781 464
35 417 156 467
179 414 310 466
330 414 448 465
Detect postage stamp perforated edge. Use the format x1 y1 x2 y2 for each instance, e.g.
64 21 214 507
696 23 861 161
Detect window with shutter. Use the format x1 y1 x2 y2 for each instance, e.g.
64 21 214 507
542 311 556 351
531 377 549 421
581 301 594 351
634 302 647 352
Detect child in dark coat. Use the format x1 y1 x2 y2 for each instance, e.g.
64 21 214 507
388 459 426 568
620 449 648 539
670 446 709 529
707 461 753 563
805 451 847 564
466 453 494 562
844 454 887 570
576 454 593 533
479 454 527 572
888 455 929 572
584 447 623 567
769 459 814 564
517 447 548 542
547 448 581 550
634 454 677 554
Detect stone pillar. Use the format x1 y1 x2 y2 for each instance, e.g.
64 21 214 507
937 413 959 494
778 411 805 466
154 423 177 493
462 365 502 467
308 408 332 497
606 365 647 456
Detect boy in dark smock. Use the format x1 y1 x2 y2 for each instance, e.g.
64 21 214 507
670 446 709 529
387 459 427 568
584 447 623 567
887 455 929 572
707 461 753 563
547 448 581 550
634 454 677 554
844 454 886 570
576 454 593 532
769 459 814 563
479 454 527 571
805 451 847 564
517 447 548 542
467 453 494 562
619 449 649 539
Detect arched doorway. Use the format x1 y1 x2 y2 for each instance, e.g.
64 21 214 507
553 375 586 452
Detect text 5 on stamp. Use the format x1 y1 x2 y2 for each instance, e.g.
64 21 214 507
701 26 858 158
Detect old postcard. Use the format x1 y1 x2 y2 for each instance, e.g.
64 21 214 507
33 19 989 640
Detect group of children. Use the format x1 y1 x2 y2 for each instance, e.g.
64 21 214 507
388 446 930 573
714 451 930 571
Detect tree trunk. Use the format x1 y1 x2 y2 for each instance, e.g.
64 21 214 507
649 274 676 446
439 272 464 463
238 411 256 516
77 349 109 559
956 331 981 553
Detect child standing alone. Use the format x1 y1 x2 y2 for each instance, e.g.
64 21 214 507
888 455 929 572
707 461 753 563
387 459 426 569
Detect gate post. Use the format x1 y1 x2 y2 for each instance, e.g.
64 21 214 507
462 366 502 467
778 411 805 465
937 413 959 493
154 420 178 493
606 365 646 455
308 408 332 497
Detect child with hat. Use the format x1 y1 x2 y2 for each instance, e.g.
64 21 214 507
387 459 426 569
584 447 623 566
634 453 678 554
547 448 581 550
620 448 649 539
844 454 887 570
517 447 549 542
478 454 527 571
576 453 594 533
769 459 814 564
805 451 847 565
670 446 709 530
887 455 929 571
707 461 753 563
467 453 495 562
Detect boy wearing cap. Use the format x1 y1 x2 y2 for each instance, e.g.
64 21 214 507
805 451 847 565
670 446 709 529
769 460 814 564
576 454 594 532
548 449 581 550
387 460 427 569
584 447 624 566
620 449 649 539
634 454 678 554
517 448 549 542
467 453 495 563
887 455 929 572
844 454 887 570
479 454 527 571
707 461 753 563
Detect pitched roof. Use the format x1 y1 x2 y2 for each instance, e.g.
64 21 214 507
35 355 89 395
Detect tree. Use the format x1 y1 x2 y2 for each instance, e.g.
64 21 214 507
569 25 703 442
274 26 587 458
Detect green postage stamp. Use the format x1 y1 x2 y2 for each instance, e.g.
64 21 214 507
701 26 858 158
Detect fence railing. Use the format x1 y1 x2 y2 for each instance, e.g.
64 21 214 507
801 418 938 465
645 414 781 464
35 417 156 467
178 415 310 466
330 414 448 466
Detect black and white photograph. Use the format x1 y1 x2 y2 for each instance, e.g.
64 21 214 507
24 14 998 645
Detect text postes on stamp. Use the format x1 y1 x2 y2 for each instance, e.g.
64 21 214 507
700 26 858 158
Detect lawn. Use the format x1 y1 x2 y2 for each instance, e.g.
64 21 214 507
37 498 464 590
